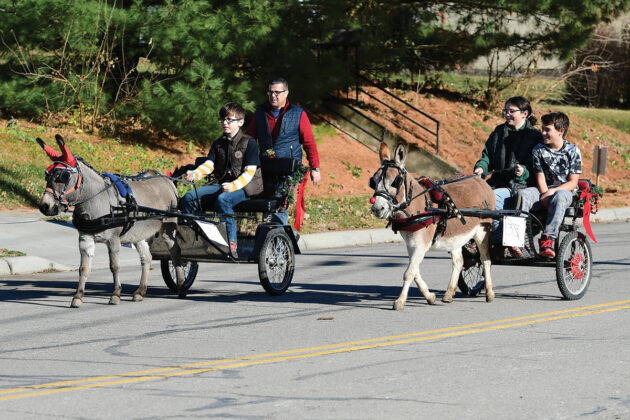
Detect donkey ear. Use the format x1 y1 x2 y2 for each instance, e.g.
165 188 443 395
37 137 62 160
379 142 390 162
55 134 76 167
55 134 65 147
394 143 406 167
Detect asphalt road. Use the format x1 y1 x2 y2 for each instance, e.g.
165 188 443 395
1 222 629 419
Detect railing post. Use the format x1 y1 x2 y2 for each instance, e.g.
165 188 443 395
436 121 440 156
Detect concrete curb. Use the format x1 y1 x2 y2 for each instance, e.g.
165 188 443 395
297 228 402 252
1 256 72 275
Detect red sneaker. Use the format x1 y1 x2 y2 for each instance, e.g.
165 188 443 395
507 246 523 258
539 234 555 258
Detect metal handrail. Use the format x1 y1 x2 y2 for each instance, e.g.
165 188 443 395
357 74 440 155
324 94 386 145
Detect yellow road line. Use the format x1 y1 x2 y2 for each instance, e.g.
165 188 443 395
2 299 629 401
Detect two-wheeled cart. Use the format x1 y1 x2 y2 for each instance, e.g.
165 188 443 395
457 180 598 300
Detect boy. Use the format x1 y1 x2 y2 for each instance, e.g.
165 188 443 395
517 111 582 258
179 102 263 258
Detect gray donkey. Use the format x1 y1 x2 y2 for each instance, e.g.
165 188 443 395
38 134 185 307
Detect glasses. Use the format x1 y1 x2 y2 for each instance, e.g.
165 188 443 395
503 108 522 115
220 117 243 124
267 90 287 96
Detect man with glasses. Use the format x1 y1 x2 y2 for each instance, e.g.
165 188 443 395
180 102 263 258
246 77 320 226
473 96 543 255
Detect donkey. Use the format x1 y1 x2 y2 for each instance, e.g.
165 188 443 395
38 134 185 307
370 143 495 310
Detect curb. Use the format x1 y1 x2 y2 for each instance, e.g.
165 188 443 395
297 228 402 252
1 256 72 275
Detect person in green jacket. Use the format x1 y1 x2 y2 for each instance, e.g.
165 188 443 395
473 96 543 248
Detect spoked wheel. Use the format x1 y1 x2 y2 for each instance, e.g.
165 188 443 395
556 231 592 300
258 229 294 296
458 240 485 297
160 260 199 293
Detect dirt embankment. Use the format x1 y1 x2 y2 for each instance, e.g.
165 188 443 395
311 88 630 208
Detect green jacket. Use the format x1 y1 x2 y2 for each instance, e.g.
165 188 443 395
474 121 542 189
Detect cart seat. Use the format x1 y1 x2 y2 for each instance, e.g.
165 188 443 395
233 198 284 213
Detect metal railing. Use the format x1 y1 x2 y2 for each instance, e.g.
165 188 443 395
357 74 440 155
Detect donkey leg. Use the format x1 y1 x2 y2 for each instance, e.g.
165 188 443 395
476 226 494 302
107 239 122 305
72 234 95 308
132 240 151 302
442 247 465 303
394 234 433 309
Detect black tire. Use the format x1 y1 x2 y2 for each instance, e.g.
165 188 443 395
458 240 486 297
160 260 198 293
556 231 592 300
258 229 294 296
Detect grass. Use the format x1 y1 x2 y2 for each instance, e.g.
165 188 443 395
0 122 177 208
549 105 630 134
298 195 385 234
384 71 567 104
0 248 26 257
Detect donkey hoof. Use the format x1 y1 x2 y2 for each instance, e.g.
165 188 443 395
132 294 143 302
109 296 120 305
486 291 495 303
393 300 405 311
178 290 187 299
427 293 436 305
441 293 454 303
70 298 82 308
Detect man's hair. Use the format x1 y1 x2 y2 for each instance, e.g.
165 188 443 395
219 102 245 120
541 111 570 137
268 77 288 90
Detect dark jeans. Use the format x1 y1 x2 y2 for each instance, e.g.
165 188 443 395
179 184 248 244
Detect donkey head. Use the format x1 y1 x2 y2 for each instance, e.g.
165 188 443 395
369 142 408 219
38 134 81 216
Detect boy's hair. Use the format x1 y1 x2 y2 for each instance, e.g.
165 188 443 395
219 102 245 120
541 112 570 138
268 77 288 90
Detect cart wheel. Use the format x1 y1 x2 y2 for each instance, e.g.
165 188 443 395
556 231 592 300
258 228 294 296
458 240 485 297
160 260 198 293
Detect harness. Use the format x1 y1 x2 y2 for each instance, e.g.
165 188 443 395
46 158 165 235
370 163 469 242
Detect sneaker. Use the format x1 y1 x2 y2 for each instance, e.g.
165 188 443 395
229 241 238 259
507 246 523 258
539 234 555 258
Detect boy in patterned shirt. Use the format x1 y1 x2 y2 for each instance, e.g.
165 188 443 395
517 112 582 258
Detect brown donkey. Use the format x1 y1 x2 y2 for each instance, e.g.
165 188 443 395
370 143 495 309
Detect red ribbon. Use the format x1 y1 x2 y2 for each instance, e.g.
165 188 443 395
293 170 309 232
579 187 597 243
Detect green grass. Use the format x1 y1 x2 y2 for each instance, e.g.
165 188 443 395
298 195 386 234
384 71 567 104
0 248 26 257
549 105 630 133
0 122 177 208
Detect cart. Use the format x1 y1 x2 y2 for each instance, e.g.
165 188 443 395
457 180 599 300
148 157 302 296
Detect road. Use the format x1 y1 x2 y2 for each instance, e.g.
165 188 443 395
1 222 629 419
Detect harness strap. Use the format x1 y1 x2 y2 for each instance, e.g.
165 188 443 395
390 212 441 234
